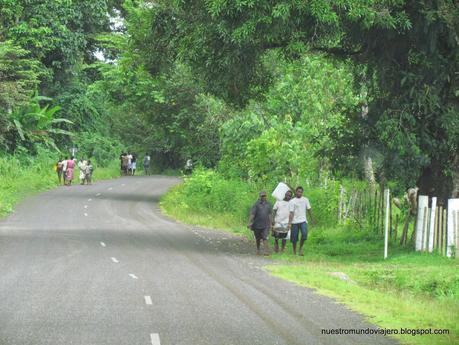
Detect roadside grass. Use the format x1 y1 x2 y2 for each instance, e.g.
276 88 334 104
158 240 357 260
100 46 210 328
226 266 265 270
160 177 459 345
160 184 250 237
268 244 459 345
0 152 56 216
0 152 120 218
91 161 120 181
268 261 458 345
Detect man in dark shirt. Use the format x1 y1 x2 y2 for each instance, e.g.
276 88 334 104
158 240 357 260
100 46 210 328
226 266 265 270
247 191 272 255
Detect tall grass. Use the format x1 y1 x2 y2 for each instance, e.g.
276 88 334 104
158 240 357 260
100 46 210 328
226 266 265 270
0 149 57 216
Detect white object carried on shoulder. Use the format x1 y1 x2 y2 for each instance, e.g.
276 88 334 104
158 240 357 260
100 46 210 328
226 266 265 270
272 182 290 201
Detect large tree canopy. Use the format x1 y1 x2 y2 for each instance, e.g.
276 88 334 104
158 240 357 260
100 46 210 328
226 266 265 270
125 0 458 196
0 0 121 94
0 0 124 156
128 0 411 103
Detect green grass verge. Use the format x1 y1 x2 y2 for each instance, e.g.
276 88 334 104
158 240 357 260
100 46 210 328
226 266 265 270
0 153 120 217
160 184 251 237
160 179 459 345
268 258 458 345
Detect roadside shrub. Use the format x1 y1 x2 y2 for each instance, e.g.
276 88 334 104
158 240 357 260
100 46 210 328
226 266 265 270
175 168 347 231
73 131 124 167
0 146 56 215
181 168 258 223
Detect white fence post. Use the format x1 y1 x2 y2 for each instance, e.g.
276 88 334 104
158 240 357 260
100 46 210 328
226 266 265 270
428 197 437 252
416 195 429 251
455 210 459 258
338 186 344 223
447 199 459 257
384 189 390 259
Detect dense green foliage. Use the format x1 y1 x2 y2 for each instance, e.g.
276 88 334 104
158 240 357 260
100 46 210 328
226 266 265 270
2 0 457 195
218 53 361 182
121 0 459 197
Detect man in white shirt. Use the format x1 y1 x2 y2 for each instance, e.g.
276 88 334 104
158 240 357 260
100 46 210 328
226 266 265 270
288 186 314 256
143 153 151 175
78 158 87 185
61 157 68 185
272 190 292 253
127 153 133 175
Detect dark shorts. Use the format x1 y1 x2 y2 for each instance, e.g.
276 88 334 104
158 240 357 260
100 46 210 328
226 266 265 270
253 227 269 241
291 222 308 244
273 229 288 240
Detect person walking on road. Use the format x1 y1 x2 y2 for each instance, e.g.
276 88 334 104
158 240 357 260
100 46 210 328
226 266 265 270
127 152 133 175
65 156 75 186
61 157 68 185
248 191 272 256
56 158 64 185
287 186 314 256
143 153 151 175
78 158 87 185
131 153 137 175
272 190 292 253
85 160 93 185
184 158 193 175
120 153 128 176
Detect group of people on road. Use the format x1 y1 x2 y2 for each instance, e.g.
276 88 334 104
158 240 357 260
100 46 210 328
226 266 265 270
119 152 151 176
55 157 93 186
248 186 314 256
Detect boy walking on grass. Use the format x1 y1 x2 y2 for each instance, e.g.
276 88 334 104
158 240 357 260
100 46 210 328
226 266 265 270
288 186 314 256
248 191 272 256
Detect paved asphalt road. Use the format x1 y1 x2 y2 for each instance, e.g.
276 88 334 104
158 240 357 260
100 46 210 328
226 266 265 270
0 176 398 345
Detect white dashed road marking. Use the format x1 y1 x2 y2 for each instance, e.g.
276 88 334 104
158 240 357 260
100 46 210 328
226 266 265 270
108 187 113 191
121 183 126 187
96 193 101 196
111 257 119 263
150 333 161 345
88 198 92 202
129 274 138 280
84 213 88 217
144 296 152 305
100 242 106 247
84 205 88 209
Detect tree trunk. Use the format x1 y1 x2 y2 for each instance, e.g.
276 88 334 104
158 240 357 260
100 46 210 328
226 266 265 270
360 102 376 194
